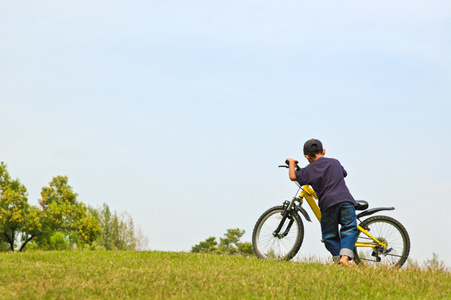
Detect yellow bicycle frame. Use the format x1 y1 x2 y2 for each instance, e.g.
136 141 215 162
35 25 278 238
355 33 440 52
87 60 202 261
299 185 387 249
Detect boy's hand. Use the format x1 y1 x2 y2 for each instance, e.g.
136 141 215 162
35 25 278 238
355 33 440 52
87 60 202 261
285 158 298 181
285 158 299 166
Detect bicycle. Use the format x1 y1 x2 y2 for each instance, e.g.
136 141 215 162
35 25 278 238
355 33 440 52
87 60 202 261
252 161 411 268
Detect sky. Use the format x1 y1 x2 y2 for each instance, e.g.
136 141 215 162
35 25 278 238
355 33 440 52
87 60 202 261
1 1 450 266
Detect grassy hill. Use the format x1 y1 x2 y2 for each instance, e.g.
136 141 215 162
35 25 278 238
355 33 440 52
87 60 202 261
0 251 449 299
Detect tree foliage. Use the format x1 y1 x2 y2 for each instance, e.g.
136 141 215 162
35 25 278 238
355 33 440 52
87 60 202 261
191 228 254 257
34 175 101 250
191 237 217 253
0 163 101 251
0 162 42 251
90 203 148 251
0 162 147 252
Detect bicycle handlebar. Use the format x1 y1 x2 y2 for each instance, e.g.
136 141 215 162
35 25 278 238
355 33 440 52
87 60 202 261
278 160 300 169
279 160 301 172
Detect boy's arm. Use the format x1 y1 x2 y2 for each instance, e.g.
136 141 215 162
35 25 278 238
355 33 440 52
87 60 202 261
286 158 298 181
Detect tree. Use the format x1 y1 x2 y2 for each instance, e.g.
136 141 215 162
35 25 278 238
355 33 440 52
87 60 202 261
0 162 43 251
191 237 218 253
1 162 145 252
218 228 245 255
90 203 148 251
218 228 253 256
237 242 254 256
191 228 254 256
36 176 101 250
133 224 149 251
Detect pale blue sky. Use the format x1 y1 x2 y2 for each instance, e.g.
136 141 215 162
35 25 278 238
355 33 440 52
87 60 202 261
1 1 450 266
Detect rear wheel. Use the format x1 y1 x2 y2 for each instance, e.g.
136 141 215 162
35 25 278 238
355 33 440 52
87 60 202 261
252 206 304 260
354 215 410 268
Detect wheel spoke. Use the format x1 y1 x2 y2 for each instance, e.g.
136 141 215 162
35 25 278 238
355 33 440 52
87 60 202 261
253 206 304 260
354 216 410 268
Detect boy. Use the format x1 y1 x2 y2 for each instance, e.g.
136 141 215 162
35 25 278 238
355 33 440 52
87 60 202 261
286 138 358 267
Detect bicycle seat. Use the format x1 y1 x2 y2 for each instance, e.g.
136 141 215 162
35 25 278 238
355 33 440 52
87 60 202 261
355 200 369 211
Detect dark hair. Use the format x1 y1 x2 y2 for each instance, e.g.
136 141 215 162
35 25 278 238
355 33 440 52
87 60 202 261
303 139 323 158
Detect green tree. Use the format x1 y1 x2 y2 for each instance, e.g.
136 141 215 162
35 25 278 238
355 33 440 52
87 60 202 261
191 228 254 257
237 241 254 256
191 237 218 253
425 253 447 271
36 176 101 250
0 162 43 251
218 228 244 255
1 162 143 252
48 231 71 250
90 203 147 250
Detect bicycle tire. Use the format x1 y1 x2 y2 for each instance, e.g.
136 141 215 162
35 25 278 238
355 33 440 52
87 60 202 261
354 215 410 268
252 205 304 261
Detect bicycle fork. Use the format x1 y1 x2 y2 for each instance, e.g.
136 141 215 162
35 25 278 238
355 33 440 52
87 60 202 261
272 200 295 239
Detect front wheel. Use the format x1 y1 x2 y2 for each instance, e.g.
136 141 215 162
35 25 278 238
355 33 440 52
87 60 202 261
252 206 304 260
354 215 410 268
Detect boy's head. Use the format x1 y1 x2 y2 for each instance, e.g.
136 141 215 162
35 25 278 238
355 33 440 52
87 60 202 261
303 138 325 162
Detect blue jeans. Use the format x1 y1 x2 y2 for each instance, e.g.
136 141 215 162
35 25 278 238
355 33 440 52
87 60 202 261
320 202 358 259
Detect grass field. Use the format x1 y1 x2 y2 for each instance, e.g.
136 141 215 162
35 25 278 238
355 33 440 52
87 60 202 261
0 251 449 299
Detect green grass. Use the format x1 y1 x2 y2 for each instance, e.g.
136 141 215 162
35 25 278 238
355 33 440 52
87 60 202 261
0 251 449 299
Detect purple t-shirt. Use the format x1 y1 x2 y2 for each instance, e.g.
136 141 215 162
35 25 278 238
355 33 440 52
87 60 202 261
295 157 357 212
